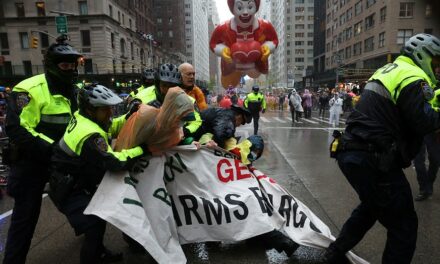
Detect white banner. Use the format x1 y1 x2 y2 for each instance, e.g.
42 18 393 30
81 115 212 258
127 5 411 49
85 146 368 264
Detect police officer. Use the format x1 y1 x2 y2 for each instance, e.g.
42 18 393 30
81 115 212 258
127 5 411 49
244 85 266 135
130 63 202 140
3 37 82 264
129 68 156 97
50 84 148 263
325 33 440 263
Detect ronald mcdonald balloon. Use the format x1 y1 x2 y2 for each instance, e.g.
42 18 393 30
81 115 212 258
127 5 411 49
210 0 279 88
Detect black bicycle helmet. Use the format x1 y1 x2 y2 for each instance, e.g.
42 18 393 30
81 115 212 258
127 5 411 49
402 33 440 85
252 85 260 92
248 135 264 159
158 63 181 85
231 104 252 125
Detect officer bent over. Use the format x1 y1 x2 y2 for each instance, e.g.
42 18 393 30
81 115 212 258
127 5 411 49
3 38 81 264
50 84 149 263
325 34 440 264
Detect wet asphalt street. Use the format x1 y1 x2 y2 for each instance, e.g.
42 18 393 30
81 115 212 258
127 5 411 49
0 109 439 264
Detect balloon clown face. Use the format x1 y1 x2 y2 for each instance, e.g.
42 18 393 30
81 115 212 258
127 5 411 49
228 0 260 26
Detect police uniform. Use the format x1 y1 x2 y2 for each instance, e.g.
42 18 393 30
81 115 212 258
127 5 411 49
4 73 76 264
328 55 440 263
244 91 266 135
51 111 145 262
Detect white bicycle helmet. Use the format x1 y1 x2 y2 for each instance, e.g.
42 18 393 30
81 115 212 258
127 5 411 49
78 83 122 109
402 33 440 84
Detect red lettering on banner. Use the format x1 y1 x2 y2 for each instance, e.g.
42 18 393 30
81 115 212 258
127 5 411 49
217 158 252 183
235 159 251 180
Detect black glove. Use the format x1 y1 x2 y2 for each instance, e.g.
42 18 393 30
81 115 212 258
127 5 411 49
147 100 162 109
125 100 141 120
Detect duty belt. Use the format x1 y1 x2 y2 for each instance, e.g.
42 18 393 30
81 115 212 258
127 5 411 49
340 140 378 152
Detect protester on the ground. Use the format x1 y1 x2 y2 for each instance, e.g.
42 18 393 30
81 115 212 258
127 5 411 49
178 62 208 111
244 85 267 135
325 33 440 264
328 93 343 127
50 84 148 263
288 89 303 124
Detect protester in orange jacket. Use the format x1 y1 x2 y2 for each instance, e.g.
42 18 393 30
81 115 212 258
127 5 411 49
179 63 208 111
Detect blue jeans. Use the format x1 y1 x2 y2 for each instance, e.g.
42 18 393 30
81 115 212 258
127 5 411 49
331 150 418 264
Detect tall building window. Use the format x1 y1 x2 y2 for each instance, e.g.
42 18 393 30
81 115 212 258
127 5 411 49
0 33 9 51
81 30 91 46
295 16 304 22
346 26 353 40
40 32 49 48
346 8 352 21
295 0 305 3
353 42 362 56
295 33 304 38
111 33 115 49
122 14 125 25
364 37 374 52
425 4 432 18
16 3 25 17
157 18 162 24
295 7 304 12
118 11 120 22
19 32 29 49
345 46 351 59
355 1 362 15
109 5 113 18
36 2 46 16
120 39 126 57
168 31 173 37
378 32 385 47
354 21 362 35
295 49 304 54
365 13 375 30
295 58 304 62
366 0 376 8
308 41 313 46
78 1 88 15
399 3 414 17
380 6 386 22
129 19 132 29
130 42 134 60
23 61 32 76
397 29 413 44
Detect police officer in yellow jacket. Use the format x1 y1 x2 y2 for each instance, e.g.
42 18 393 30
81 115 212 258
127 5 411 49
3 37 82 264
244 85 266 135
325 34 440 263
129 68 156 98
130 63 202 141
50 84 148 263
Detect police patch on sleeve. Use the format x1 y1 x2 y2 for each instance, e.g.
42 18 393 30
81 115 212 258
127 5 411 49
16 93 31 111
421 82 434 101
94 137 109 152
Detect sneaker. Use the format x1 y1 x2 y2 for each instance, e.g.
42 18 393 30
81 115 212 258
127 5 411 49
99 248 123 263
415 193 432 202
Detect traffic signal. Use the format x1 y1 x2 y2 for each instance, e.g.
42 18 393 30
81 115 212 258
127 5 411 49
30 36 38 49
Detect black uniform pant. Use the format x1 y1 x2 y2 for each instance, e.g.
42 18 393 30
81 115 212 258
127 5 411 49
60 190 107 264
413 133 440 195
331 150 418 264
3 161 48 264
251 111 260 135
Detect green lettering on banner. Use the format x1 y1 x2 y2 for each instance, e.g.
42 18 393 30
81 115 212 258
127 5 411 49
164 153 188 183
123 198 143 208
153 188 171 206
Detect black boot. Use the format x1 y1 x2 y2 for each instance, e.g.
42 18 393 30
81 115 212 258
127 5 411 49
99 248 123 263
261 230 299 257
323 243 349 264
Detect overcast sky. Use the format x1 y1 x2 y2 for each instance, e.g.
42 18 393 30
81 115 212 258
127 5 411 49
215 0 233 23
